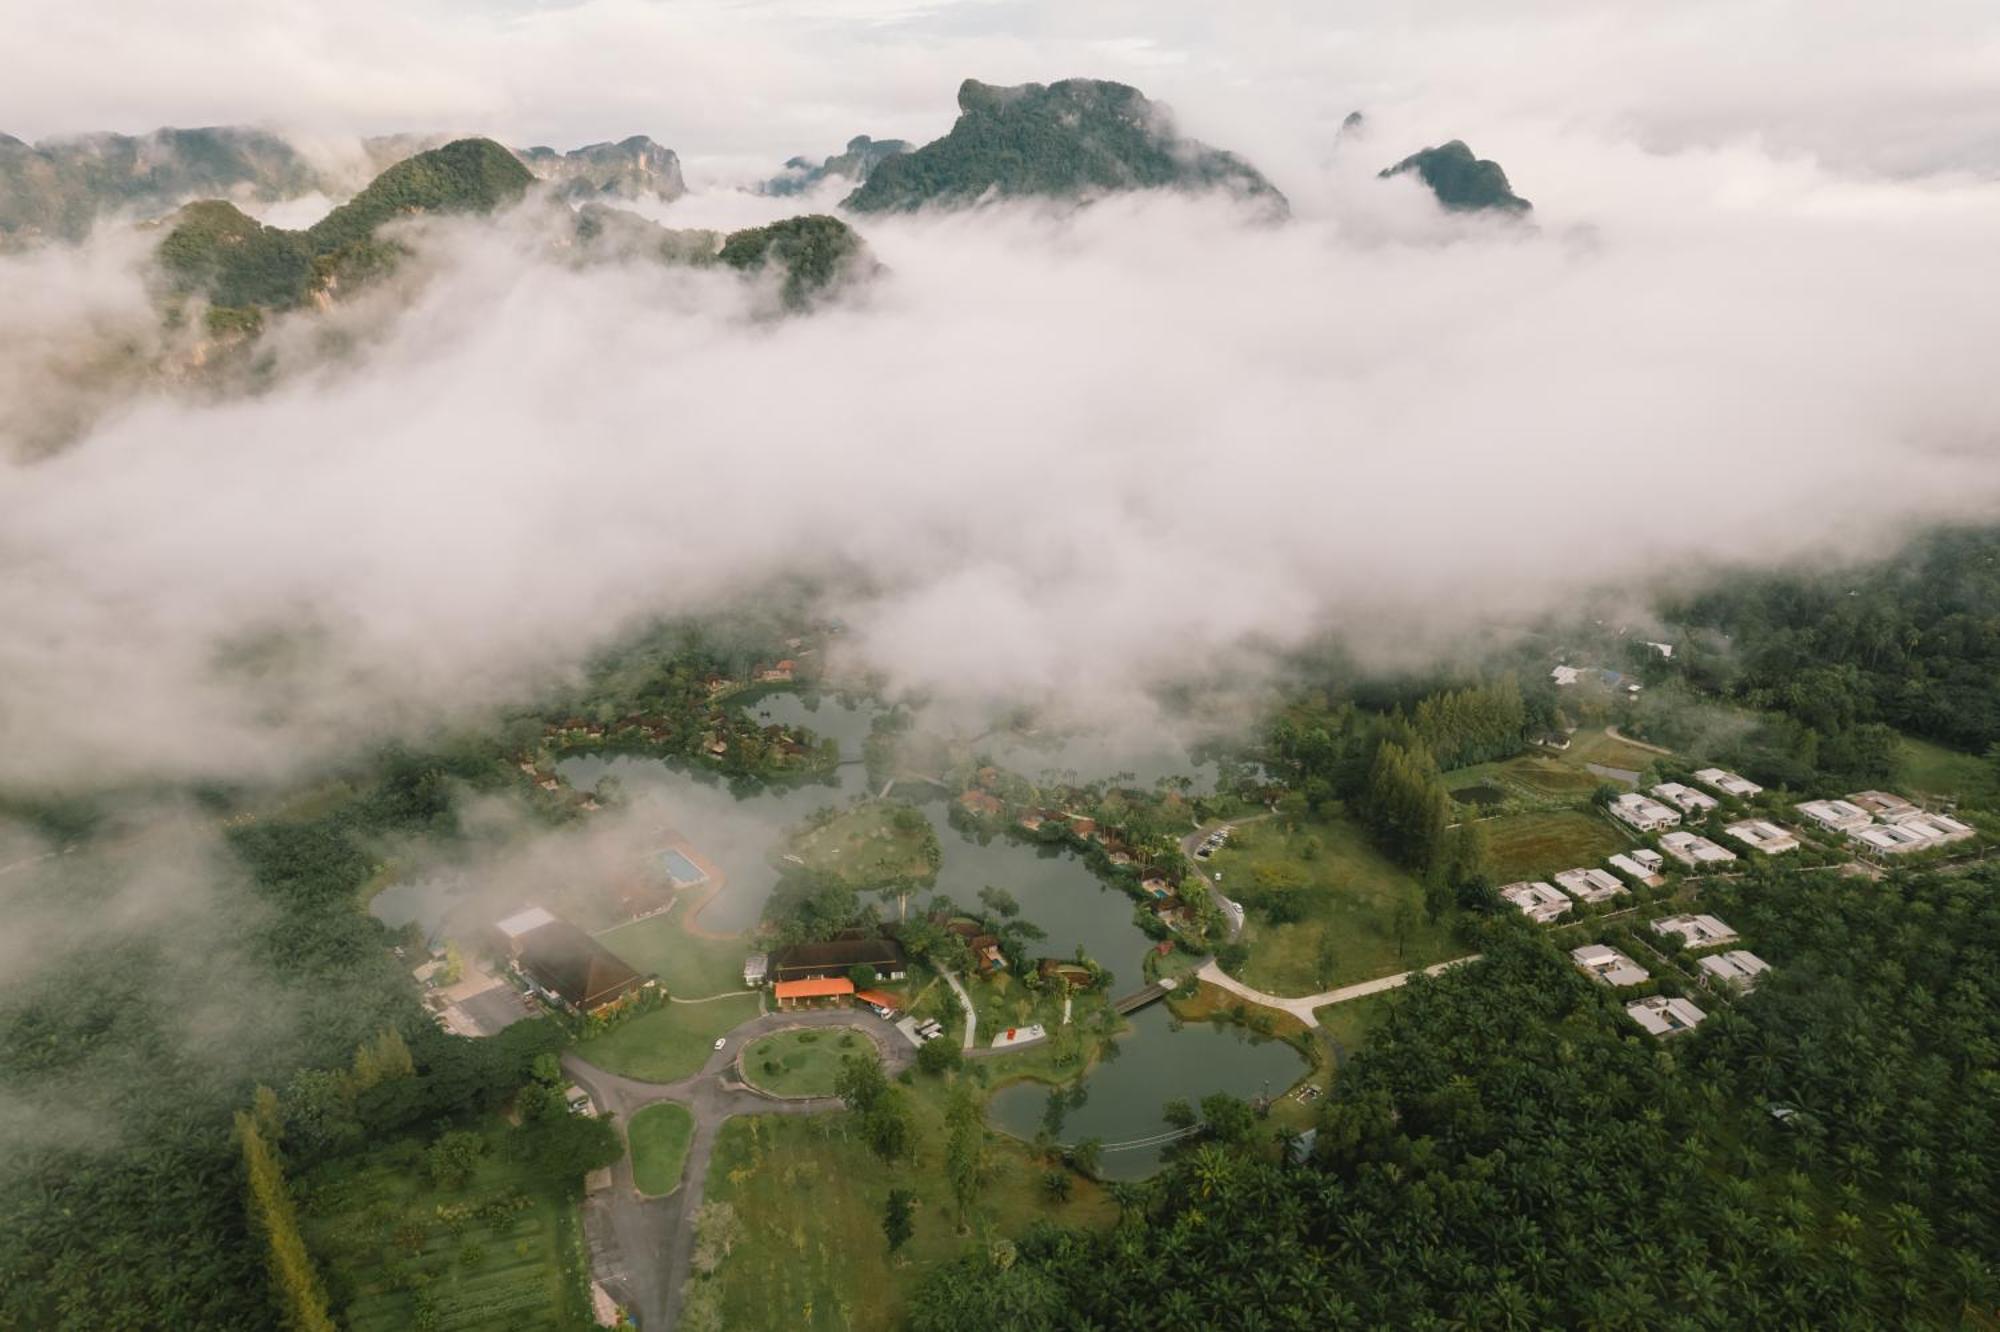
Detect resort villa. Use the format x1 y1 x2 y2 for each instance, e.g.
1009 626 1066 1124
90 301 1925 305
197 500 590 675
1610 793 1681 832
1571 944 1649 986
1627 995 1708 1037
1652 913 1739 950
1500 881 1573 924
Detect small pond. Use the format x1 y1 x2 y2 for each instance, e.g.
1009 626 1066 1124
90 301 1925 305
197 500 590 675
986 1001 1308 1179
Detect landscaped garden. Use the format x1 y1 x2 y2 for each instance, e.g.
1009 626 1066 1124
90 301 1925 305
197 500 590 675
740 1026 867 1097
786 799 941 887
572 993 761 1084
627 1101 696 1195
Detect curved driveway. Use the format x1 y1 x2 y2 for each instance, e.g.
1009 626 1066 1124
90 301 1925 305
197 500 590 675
564 1007 913 1331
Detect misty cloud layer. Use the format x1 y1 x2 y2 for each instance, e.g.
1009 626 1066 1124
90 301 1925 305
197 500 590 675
3 135 1999 788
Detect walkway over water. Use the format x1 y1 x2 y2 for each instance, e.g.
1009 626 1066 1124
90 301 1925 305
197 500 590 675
1111 979 1175 1015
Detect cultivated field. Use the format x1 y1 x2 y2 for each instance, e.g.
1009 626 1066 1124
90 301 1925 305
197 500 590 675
1480 810 1632 882
299 1121 592 1332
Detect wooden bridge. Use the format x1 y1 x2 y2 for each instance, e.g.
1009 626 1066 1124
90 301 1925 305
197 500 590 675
1111 980 1175 1016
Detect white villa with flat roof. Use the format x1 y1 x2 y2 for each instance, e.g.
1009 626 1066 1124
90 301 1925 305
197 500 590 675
1853 822 1935 855
1610 793 1681 832
1694 767 1763 799
1551 665 1581 686
1607 852 1664 887
1627 995 1707 1037
1725 819 1801 854
1698 950 1771 991
1848 790 1920 822
1572 944 1649 986
1652 913 1739 949
1899 812 1976 846
1554 866 1628 904
1652 782 1720 816
1798 798 1871 834
1660 830 1737 867
1500 881 1573 924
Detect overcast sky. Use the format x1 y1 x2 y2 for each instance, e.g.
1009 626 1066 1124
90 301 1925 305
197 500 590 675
3 1 2000 788
8 0 2000 182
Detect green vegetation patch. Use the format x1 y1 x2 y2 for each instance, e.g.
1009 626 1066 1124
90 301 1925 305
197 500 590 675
1315 990 1400 1062
572 994 760 1084
1897 733 1995 806
1209 814 1461 995
627 1101 696 1196
696 1081 1114 1331
787 799 941 889
716 214 870 309
740 1026 866 1098
298 1118 592 1332
1480 810 1632 882
598 911 746 998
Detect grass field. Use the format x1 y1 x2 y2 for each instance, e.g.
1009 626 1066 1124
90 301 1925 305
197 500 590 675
1208 813 1462 997
299 1120 592 1332
1561 729 1667 777
599 911 747 998
789 800 939 887
573 994 761 1084
741 1026 868 1097
1316 990 1399 1062
628 1102 695 1196
1481 810 1633 882
695 1075 1115 1331
1898 734 1995 807
1500 755 1607 795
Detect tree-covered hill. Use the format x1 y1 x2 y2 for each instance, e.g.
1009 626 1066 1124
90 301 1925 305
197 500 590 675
843 77 1288 216
0 126 320 248
1380 140 1532 213
716 213 876 309
155 137 534 329
764 134 912 196
515 134 686 202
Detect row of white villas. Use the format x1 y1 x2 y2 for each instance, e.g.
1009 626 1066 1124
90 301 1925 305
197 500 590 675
1797 790 1977 855
1505 849 1678 921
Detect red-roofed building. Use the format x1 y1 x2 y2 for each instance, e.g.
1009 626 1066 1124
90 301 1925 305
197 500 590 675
774 976 855 1009
854 989 903 1015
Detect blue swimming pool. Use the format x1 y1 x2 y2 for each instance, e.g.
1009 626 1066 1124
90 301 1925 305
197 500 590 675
658 848 706 886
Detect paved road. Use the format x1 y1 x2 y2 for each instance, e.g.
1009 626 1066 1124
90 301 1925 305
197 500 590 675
1195 954 1483 1026
1180 812 1273 939
565 1007 913 1330
941 969 977 1050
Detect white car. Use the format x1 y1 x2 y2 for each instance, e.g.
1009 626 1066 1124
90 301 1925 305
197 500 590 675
713 1038 727 1051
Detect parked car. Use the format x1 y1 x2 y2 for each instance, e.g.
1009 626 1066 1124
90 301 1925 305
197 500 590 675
713 1037 727 1051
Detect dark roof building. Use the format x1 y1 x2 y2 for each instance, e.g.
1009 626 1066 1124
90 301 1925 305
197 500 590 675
771 936 907 983
515 919 644 1012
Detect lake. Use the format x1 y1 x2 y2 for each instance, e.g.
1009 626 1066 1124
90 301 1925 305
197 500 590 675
986 1001 1307 1179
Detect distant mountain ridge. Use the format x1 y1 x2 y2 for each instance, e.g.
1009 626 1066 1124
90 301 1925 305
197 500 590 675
764 135 911 197
0 127 684 247
842 78 1287 217
1379 140 1531 214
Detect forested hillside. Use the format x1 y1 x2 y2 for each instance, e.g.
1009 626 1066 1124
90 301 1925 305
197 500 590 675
844 78 1286 215
910 862 2000 1329
1669 526 2000 755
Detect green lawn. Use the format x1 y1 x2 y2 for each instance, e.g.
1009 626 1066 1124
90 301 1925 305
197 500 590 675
1498 754 1606 795
298 1119 592 1332
573 994 761 1084
788 799 940 887
1481 810 1633 882
1898 734 1994 808
740 1026 869 1097
1208 813 1461 996
1559 729 1666 777
598 911 747 998
691 1073 1114 1331
627 1102 695 1196
1315 990 1399 1062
